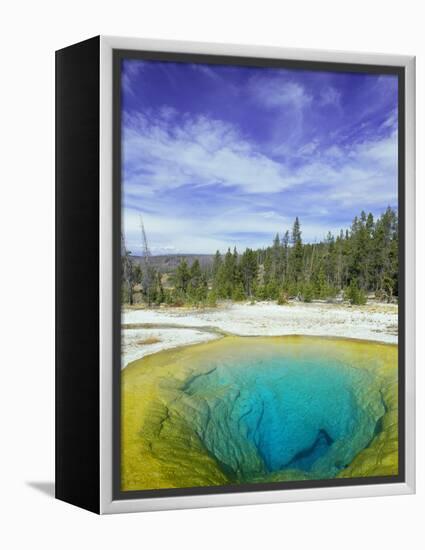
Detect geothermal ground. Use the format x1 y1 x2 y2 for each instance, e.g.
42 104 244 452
121 300 398 369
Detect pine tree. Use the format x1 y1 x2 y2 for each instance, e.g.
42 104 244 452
282 230 290 281
232 282 245 301
222 248 235 298
324 231 337 288
372 207 398 299
175 259 191 293
161 208 398 308
272 233 283 284
263 249 273 286
291 217 303 284
212 250 222 278
240 248 258 297
188 259 202 300
199 273 208 301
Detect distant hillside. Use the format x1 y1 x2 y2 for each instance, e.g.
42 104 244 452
131 254 214 273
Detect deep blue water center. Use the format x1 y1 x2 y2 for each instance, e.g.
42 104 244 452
183 354 385 481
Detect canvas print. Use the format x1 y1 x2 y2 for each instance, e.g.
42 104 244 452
118 57 399 493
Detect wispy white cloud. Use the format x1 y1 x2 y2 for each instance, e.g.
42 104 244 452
380 108 398 131
121 60 146 96
123 113 294 194
190 63 221 80
319 86 342 107
122 109 397 253
249 76 312 110
297 139 320 156
124 110 396 198
120 61 398 254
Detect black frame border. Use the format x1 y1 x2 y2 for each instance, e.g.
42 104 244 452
56 36 101 513
112 48 406 501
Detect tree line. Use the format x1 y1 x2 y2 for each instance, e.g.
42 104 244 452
122 207 398 307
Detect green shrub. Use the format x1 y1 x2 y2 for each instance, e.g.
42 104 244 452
277 291 289 305
232 283 245 301
345 280 367 305
285 282 299 299
301 283 314 303
255 285 268 300
326 285 338 299
266 282 279 300
164 289 186 307
207 290 218 307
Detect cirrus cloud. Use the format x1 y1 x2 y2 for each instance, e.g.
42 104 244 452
121 59 398 255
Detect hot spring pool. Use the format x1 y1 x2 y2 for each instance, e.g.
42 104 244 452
121 336 398 491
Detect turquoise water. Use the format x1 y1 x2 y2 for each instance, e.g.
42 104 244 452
182 355 385 482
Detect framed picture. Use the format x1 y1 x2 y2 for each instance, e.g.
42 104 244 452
55 36 415 514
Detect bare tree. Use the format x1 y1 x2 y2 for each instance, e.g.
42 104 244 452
121 233 133 304
140 217 154 306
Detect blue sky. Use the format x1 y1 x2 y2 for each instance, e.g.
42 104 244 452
121 59 398 255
